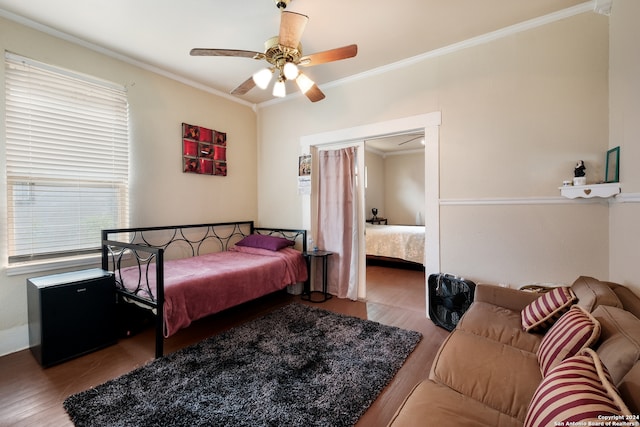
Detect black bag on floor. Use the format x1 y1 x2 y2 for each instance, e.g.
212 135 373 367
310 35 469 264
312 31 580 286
428 273 476 331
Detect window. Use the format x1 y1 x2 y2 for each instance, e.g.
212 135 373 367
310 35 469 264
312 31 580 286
5 53 129 264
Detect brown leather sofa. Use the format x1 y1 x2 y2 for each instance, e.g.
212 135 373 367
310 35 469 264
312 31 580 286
388 276 640 426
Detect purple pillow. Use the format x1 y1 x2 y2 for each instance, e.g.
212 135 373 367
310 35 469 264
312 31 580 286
235 234 294 251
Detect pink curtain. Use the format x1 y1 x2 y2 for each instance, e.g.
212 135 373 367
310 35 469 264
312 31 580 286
314 146 358 300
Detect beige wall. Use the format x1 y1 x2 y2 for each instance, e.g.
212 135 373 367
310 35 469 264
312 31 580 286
384 152 425 225
3 2 639 356
258 11 611 287
364 150 385 219
364 150 425 225
0 17 257 355
608 0 640 291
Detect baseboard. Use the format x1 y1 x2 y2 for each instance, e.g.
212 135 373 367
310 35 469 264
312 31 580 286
0 324 29 358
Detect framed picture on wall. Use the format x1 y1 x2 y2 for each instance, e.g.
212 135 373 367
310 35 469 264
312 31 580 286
605 146 620 183
298 155 311 195
182 123 227 176
299 155 311 176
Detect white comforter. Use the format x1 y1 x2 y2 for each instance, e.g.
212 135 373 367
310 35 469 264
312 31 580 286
365 224 425 264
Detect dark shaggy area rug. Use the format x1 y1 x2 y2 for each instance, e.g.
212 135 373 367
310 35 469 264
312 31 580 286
64 303 421 427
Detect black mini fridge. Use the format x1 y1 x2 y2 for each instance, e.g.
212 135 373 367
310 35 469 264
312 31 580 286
27 268 117 367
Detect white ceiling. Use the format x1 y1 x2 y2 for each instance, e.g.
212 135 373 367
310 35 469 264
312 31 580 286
0 0 589 106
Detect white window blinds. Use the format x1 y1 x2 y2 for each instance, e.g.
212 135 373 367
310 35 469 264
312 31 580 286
5 53 129 263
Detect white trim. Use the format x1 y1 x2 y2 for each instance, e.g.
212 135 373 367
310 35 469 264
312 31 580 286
300 112 441 317
5 254 102 277
439 196 601 206
612 192 640 203
364 147 425 158
594 0 613 16
439 192 640 206
300 113 441 149
275 1 597 105
0 2 595 111
0 325 28 358
6 51 125 91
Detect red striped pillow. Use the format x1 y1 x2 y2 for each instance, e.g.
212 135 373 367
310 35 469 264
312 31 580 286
521 287 576 332
525 348 634 427
537 306 600 377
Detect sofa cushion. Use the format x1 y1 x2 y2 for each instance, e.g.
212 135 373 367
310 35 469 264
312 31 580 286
537 305 600 377
618 363 640 416
474 283 541 312
609 283 640 320
592 305 640 385
387 380 522 427
457 301 543 353
521 286 576 332
525 348 634 427
572 276 623 312
429 329 541 422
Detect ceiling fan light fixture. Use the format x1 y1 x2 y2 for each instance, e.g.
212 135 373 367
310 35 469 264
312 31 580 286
191 6 357 102
273 78 287 98
252 68 273 90
296 73 314 94
283 62 299 80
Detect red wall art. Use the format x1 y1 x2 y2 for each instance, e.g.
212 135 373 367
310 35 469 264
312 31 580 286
182 123 227 176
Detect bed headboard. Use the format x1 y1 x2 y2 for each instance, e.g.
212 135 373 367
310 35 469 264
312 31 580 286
102 221 254 260
101 221 307 272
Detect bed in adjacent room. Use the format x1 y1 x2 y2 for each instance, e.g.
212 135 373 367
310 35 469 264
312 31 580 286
365 223 425 267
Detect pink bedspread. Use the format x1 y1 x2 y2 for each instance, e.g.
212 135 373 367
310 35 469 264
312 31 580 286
118 246 307 337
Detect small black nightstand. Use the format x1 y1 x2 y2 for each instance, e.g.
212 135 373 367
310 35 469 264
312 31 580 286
302 250 333 303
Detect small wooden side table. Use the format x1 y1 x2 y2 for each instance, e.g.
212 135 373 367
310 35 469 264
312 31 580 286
302 250 333 303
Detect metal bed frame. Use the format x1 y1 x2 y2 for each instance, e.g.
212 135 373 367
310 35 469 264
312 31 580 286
101 220 306 358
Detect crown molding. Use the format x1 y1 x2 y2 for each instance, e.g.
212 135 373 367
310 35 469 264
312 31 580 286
303 1 598 99
0 8 257 111
594 0 613 16
1 2 598 111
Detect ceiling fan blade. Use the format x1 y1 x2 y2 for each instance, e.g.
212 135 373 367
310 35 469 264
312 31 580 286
299 44 358 67
190 48 262 59
304 84 325 102
230 77 257 95
279 11 308 49
398 135 424 145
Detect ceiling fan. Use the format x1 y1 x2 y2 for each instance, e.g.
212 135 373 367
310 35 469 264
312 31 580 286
190 0 357 102
398 134 426 146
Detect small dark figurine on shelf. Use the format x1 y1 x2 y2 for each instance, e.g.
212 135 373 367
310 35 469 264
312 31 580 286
573 160 587 186
371 208 378 220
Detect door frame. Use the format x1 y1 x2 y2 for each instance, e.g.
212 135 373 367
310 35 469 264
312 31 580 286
300 112 441 316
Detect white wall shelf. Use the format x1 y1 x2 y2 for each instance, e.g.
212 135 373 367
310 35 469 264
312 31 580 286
559 183 621 199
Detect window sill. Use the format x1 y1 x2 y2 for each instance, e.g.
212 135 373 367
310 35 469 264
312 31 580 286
6 254 102 277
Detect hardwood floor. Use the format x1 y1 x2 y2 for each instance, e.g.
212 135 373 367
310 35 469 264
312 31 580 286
0 266 449 427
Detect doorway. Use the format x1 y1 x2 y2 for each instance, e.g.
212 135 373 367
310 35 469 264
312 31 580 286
363 132 425 272
300 112 441 316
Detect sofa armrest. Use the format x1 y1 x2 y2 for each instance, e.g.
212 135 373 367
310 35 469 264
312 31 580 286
474 284 540 312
